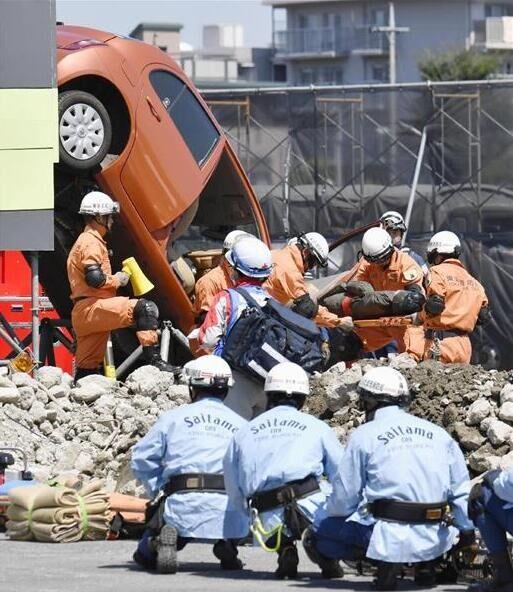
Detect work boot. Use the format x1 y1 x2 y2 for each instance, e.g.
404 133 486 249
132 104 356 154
468 551 513 591
414 561 437 588
142 345 181 376
275 542 299 579
213 540 243 570
74 366 102 384
375 562 399 591
155 524 178 574
302 527 344 579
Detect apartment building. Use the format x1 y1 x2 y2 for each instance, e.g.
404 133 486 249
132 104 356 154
264 0 513 84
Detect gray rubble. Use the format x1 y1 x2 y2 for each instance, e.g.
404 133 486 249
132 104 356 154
1 359 513 495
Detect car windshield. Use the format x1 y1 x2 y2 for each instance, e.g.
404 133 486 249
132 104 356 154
150 69 220 166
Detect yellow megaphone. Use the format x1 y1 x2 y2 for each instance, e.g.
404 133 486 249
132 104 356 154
122 257 155 296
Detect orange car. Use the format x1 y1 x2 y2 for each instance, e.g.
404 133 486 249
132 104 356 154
42 25 269 344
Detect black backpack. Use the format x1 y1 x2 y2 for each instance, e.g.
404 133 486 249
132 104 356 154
222 287 325 380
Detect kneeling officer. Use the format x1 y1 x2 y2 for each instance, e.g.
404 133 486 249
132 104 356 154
131 355 249 573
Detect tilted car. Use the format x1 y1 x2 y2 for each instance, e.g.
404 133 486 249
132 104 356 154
41 24 269 348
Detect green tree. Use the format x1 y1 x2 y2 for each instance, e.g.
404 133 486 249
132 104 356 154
418 49 501 81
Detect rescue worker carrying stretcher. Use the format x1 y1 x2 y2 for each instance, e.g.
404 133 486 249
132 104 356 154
380 211 429 283
338 227 426 355
223 362 344 580
303 366 476 591
194 230 252 324
410 231 490 364
131 355 249 574
265 232 353 332
67 191 178 381
468 466 513 591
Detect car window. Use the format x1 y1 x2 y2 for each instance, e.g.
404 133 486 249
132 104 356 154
150 69 220 166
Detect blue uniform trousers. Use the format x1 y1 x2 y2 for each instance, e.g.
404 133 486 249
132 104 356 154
312 515 374 560
474 486 513 554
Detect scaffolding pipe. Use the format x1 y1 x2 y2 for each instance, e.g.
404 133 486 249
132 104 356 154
402 127 427 246
115 345 143 379
31 253 40 372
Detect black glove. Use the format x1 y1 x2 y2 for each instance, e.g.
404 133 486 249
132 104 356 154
477 305 492 327
291 293 319 319
468 482 485 522
392 290 426 315
457 530 476 550
425 294 445 316
328 328 363 362
405 283 423 294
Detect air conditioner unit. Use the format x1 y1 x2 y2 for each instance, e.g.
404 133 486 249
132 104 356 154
486 16 513 47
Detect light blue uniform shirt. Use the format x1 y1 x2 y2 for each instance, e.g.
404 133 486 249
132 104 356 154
131 397 249 539
223 405 343 532
327 406 473 563
491 467 513 506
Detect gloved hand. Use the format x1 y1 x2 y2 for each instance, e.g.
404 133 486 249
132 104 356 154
336 316 354 332
392 290 426 315
425 294 445 316
114 271 130 287
468 482 485 521
457 530 477 549
291 293 319 319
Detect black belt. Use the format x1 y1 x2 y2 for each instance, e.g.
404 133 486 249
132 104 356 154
426 329 468 340
164 473 225 495
368 499 450 524
249 475 319 513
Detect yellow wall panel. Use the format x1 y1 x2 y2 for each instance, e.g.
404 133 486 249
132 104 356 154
0 88 58 154
0 149 55 211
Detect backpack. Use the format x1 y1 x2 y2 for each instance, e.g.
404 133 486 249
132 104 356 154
222 287 325 380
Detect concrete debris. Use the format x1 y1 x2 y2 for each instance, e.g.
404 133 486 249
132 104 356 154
1 360 512 493
0 367 189 495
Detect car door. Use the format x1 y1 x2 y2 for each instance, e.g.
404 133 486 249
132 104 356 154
121 66 221 233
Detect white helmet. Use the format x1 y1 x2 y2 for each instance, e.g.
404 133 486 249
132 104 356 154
298 232 329 267
223 230 252 252
182 355 234 389
264 362 310 396
358 367 410 406
361 227 394 263
79 191 120 216
226 237 273 278
427 231 461 258
380 211 406 232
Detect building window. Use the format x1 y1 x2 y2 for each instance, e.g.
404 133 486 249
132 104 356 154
299 68 315 84
367 61 388 82
485 4 513 16
149 70 220 166
298 14 309 29
369 6 387 25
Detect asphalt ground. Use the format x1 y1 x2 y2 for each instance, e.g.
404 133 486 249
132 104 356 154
1 533 470 592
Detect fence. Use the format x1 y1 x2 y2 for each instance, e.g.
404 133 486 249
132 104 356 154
202 80 513 368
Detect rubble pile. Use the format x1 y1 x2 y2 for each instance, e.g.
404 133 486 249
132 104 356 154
0 366 188 494
309 353 513 474
2 357 513 490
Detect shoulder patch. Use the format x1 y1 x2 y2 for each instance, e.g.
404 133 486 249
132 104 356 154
403 267 420 282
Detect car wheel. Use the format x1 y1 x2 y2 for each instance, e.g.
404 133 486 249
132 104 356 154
58 90 112 172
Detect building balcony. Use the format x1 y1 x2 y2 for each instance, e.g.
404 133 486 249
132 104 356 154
273 26 388 59
473 17 513 50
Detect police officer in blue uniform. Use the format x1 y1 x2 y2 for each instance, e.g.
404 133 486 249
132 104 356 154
303 366 475 590
223 361 344 580
468 467 513 591
131 355 249 573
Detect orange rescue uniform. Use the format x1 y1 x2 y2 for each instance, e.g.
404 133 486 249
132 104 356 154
265 244 345 328
412 259 488 363
194 259 234 320
67 221 157 370
353 249 424 353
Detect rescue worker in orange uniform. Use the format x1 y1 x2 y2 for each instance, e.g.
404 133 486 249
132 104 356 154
67 191 178 381
413 231 490 364
351 227 425 354
194 230 251 324
265 232 353 331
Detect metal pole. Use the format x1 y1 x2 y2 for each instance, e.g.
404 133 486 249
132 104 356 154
402 127 427 245
115 345 143 379
388 2 396 85
31 252 40 371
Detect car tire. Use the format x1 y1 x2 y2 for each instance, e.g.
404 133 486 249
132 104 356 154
58 90 112 172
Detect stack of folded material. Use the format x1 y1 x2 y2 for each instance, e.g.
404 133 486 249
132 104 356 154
6 477 110 542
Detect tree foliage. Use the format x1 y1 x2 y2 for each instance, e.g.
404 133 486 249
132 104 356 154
418 49 501 81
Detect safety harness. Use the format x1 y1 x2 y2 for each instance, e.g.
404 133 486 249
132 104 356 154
368 498 453 525
248 475 319 552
